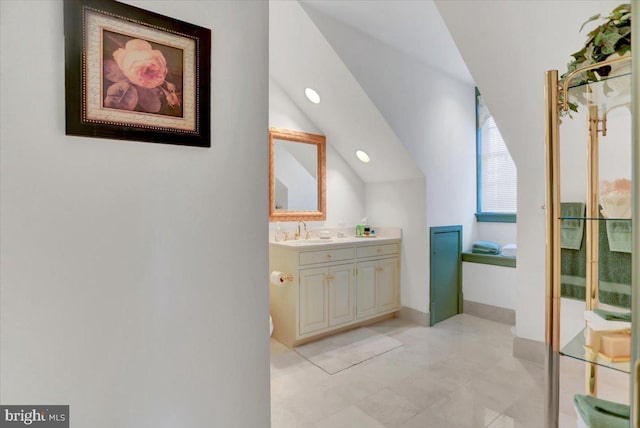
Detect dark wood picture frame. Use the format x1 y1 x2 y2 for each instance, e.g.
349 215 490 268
64 0 211 147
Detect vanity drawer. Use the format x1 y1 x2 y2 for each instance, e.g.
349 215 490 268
299 247 354 265
357 243 399 259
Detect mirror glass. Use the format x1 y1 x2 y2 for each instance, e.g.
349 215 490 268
269 128 326 222
273 139 318 211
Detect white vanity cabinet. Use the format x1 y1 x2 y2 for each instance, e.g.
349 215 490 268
377 257 400 312
355 261 377 319
270 238 400 347
299 263 355 335
356 257 399 318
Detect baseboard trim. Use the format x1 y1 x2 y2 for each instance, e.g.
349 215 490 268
512 336 545 364
463 300 515 326
398 306 429 327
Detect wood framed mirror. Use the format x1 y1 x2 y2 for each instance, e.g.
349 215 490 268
269 128 326 222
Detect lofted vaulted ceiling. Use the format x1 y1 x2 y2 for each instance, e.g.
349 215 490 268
269 0 475 184
270 0 424 183
300 0 473 85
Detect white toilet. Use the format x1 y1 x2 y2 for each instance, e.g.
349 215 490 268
269 314 273 337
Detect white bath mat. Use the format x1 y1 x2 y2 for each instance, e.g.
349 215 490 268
294 327 403 374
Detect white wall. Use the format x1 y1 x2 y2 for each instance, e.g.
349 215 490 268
0 1 270 427
366 178 428 313
269 78 366 230
435 0 621 342
302 8 477 314
463 263 516 310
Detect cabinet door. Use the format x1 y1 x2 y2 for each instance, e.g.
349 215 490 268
356 261 377 319
299 267 328 335
377 257 399 312
328 264 355 327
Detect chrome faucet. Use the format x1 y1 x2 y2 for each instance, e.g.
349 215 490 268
295 221 307 240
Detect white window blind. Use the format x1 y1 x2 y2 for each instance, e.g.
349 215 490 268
480 117 517 213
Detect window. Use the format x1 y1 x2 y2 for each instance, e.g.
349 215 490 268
476 88 517 222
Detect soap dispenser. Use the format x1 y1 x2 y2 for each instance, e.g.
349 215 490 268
356 217 368 236
275 222 282 242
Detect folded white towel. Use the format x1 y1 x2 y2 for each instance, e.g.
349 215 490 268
576 406 588 428
584 310 631 331
577 418 588 428
501 243 517 258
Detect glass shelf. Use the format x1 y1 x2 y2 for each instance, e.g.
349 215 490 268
559 217 631 221
567 69 631 89
561 328 630 374
566 70 631 118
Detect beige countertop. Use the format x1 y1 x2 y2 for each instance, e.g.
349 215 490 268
269 235 400 250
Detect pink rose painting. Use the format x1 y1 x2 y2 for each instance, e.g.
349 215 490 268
102 31 183 117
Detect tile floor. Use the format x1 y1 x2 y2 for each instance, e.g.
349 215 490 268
270 314 629 427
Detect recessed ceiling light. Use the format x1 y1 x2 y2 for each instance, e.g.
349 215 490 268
356 150 370 163
305 87 320 104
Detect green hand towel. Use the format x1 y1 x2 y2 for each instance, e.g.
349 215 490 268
593 308 631 322
606 220 632 253
560 214 632 308
574 395 629 428
472 241 500 255
560 202 585 250
598 217 632 307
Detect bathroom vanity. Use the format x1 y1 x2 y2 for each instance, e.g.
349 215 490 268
269 237 401 347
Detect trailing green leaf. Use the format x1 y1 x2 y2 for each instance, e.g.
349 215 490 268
560 3 631 117
600 32 622 54
580 13 602 32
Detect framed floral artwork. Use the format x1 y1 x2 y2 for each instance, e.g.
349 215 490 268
64 0 211 147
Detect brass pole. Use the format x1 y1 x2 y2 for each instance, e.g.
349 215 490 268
545 71 562 353
585 103 600 396
586 104 600 313
544 69 561 428
631 2 639 426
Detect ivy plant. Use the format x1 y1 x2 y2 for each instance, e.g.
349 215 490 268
560 3 631 114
